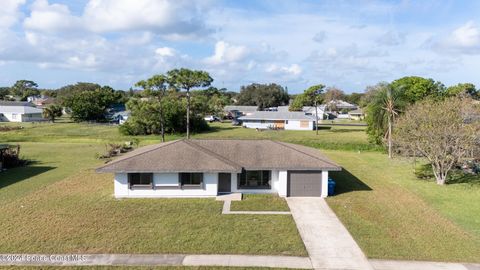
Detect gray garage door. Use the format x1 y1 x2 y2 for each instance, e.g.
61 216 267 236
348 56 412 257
287 171 322 197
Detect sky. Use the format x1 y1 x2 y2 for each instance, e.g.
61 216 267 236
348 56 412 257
1 0 480 94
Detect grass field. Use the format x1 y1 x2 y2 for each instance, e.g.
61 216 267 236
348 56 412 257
230 194 290 211
1 121 479 262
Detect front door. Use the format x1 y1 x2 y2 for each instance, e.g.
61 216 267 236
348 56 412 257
218 173 231 193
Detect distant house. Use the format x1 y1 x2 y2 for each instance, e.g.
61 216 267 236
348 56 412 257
224 105 258 116
302 106 326 119
0 101 45 122
238 111 315 130
112 111 130 125
348 109 365 120
27 95 55 107
326 100 357 111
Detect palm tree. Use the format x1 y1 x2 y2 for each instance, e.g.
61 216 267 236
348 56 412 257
368 83 406 158
42 104 63 123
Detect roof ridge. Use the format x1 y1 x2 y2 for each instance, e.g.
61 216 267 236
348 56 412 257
271 141 340 168
184 140 242 171
96 139 182 171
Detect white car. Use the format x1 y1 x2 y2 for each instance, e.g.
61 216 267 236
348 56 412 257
204 115 221 122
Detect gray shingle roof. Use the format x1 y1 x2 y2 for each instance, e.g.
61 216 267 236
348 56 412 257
96 139 341 173
224 105 258 112
0 101 43 114
238 111 315 121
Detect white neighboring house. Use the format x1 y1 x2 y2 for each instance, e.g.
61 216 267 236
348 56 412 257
238 111 315 130
0 101 45 122
224 105 258 116
96 139 341 198
112 111 130 125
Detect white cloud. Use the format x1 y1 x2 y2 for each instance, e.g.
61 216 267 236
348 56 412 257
0 0 25 28
205 41 249 65
451 21 480 48
24 0 82 33
266 64 302 76
155 47 176 57
432 21 480 54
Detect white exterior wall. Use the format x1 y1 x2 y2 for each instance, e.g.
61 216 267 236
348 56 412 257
0 112 44 122
285 120 314 130
22 113 44 122
114 172 219 198
278 170 288 197
242 120 276 129
113 169 330 198
242 119 314 131
321 170 329 198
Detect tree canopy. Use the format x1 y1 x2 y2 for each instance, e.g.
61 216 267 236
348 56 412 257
64 86 119 122
394 97 480 185
236 83 289 109
289 84 325 111
11 80 39 101
445 83 478 99
390 76 445 103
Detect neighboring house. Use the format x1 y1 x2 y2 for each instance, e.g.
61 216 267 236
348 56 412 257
27 95 55 107
0 101 45 122
96 139 341 198
224 105 258 116
302 106 326 120
348 109 365 120
276 106 290 112
238 111 315 130
112 111 130 125
326 100 357 111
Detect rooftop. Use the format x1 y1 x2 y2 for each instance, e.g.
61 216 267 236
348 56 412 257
97 139 341 173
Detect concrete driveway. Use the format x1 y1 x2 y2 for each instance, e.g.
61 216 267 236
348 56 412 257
287 197 373 270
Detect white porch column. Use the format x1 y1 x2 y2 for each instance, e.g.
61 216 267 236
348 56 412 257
321 171 329 197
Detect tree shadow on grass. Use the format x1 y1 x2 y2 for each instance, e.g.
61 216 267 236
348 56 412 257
329 168 372 195
0 165 55 189
415 163 480 186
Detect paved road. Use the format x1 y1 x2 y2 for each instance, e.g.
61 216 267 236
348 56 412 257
287 197 374 270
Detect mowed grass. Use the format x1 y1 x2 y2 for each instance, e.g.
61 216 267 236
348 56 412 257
325 150 480 262
2 121 480 262
230 194 290 211
0 169 306 256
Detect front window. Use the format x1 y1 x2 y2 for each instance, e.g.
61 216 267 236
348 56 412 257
238 170 271 189
128 173 153 189
179 173 203 188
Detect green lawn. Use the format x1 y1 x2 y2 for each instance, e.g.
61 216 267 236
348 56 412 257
325 150 480 262
1 121 479 262
230 194 290 211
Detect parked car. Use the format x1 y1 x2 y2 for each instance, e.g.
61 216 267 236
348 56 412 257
204 115 221 122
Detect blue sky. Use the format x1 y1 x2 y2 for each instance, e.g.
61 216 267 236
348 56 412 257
1 0 480 94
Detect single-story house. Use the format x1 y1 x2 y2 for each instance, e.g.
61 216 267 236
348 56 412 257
224 105 258 116
348 108 365 120
96 139 341 198
302 106 326 119
238 111 315 130
0 101 45 122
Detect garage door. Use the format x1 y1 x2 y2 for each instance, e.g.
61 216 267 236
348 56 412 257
287 171 322 197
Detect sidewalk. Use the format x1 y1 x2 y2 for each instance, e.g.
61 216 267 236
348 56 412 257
1 254 479 269
287 197 374 270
